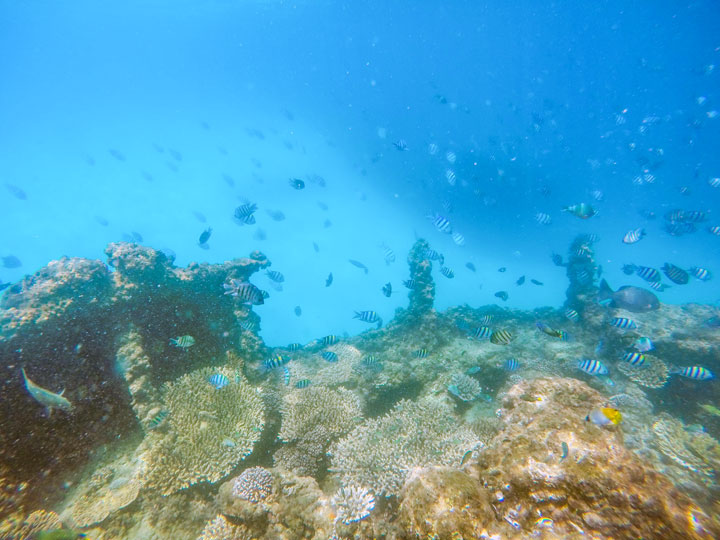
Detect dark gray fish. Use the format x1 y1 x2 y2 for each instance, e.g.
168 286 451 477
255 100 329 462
198 227 212 246
348 259 369 274
169 149 183 162
465 262 476 272
1 255 21 268
152 143 165 153
313 242 320 252
5 184 27 200
193 211 207 223
132 231 144 243
495 291 509 301
317 201 328 211
516 275 525 286
531 279 544 286
165 161 179 172
325 273 333 287
662 263 689 285
222 173 235 187
266 209 285 221
289 178 305 190
94 215 109 226
498 267 506 272
597 279 659 312
382 282 392 297
324 219 332 228
294 306 302 316
141 171 153 182
108 148 126 161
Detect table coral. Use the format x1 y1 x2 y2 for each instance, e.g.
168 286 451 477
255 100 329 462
144 366 264 495
329 398 477 497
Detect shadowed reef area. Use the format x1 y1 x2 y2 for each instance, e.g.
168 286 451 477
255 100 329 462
1 238 719 539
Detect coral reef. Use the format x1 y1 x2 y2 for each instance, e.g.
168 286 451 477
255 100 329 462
231 467 273 503
144 366 265 495
197 514 252 540
0 509 63 540
275 386 362 477
616 353 669 388
447 372 483 401
405 238 435 317
468 377 720 538
329 398 477 496
330 485 375 525
652 413 720 486
565 234 600 310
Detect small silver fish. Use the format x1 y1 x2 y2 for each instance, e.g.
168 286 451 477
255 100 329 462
22 368 73 415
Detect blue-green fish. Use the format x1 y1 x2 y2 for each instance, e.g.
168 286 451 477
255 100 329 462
322 351 338 362
670 366 714 380
295 379 311 389
170 335 195 349
319 335 339 346
413 348 429 358
265 354 291 370
21 368 73 415
283 366 291 386
148 410 169 430
208 373 230 389
560 441 569 460
287 343 303 351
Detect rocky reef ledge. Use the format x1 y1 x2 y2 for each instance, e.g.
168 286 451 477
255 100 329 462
0 240 719 539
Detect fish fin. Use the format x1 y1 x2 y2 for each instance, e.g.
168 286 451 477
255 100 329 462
59 389 65 396
597 279 613 302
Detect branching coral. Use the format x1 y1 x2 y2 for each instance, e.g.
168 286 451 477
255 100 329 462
331 485 375 525
329 399 477 497
232 467 273 503
144 366 264 495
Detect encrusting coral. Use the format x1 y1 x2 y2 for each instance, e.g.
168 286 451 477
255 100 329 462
616 353 669 389
652 413 720 486
329 398 477 497
0 509 63 540
144 366 265 495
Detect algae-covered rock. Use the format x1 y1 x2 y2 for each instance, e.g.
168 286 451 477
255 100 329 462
470 377 720 539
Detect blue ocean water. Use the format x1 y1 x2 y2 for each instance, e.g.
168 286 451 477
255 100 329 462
1 0 719 347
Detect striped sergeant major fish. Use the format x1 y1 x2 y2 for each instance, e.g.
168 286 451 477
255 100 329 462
403 279 417 289
413 348 428 358
440 266 454 278
21 368 73 415
423 249 445 264
234 203 258 219
610 317 637 330
577 358 609 376
670 366 714 381
622 228 646 244
169 335 195 349
662 263 689 285
504 358 520 371
223 279 265 305
427 213 453 234
266 270 285 283
690 267 711 281
621 352 645 367
490 329 513 345
265 354 291 370
380 243 396 264
354 310 382 326
287 343 303 351
472 326 492 339
322 351 338 362
318 335 339 346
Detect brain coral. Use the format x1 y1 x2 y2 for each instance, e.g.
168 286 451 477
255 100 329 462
329 398 477 497
144 366 264 495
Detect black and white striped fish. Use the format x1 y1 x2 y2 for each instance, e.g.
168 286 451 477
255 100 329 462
318 335 339 346
381 244 396 264
223 279 265 305
535 212 552 225
708 225 720 236
403 279 417 289
354 310 381 324
234 203 258 219
265 354 291 370
690 267 712 281
266 269 285 283
610 317 637 330
648 281 671 292
423 249 445 264
490 329 513 345
472 326 492 339
622 228 645 244
662 263 689 284
504 358 520 371
440 266 455 278
427 213 452 234
322 351 338 362
621 352 645 367
577 358 608 375
670 366 714 380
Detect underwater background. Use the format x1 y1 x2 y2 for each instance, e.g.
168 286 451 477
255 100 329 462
1 1 720 539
